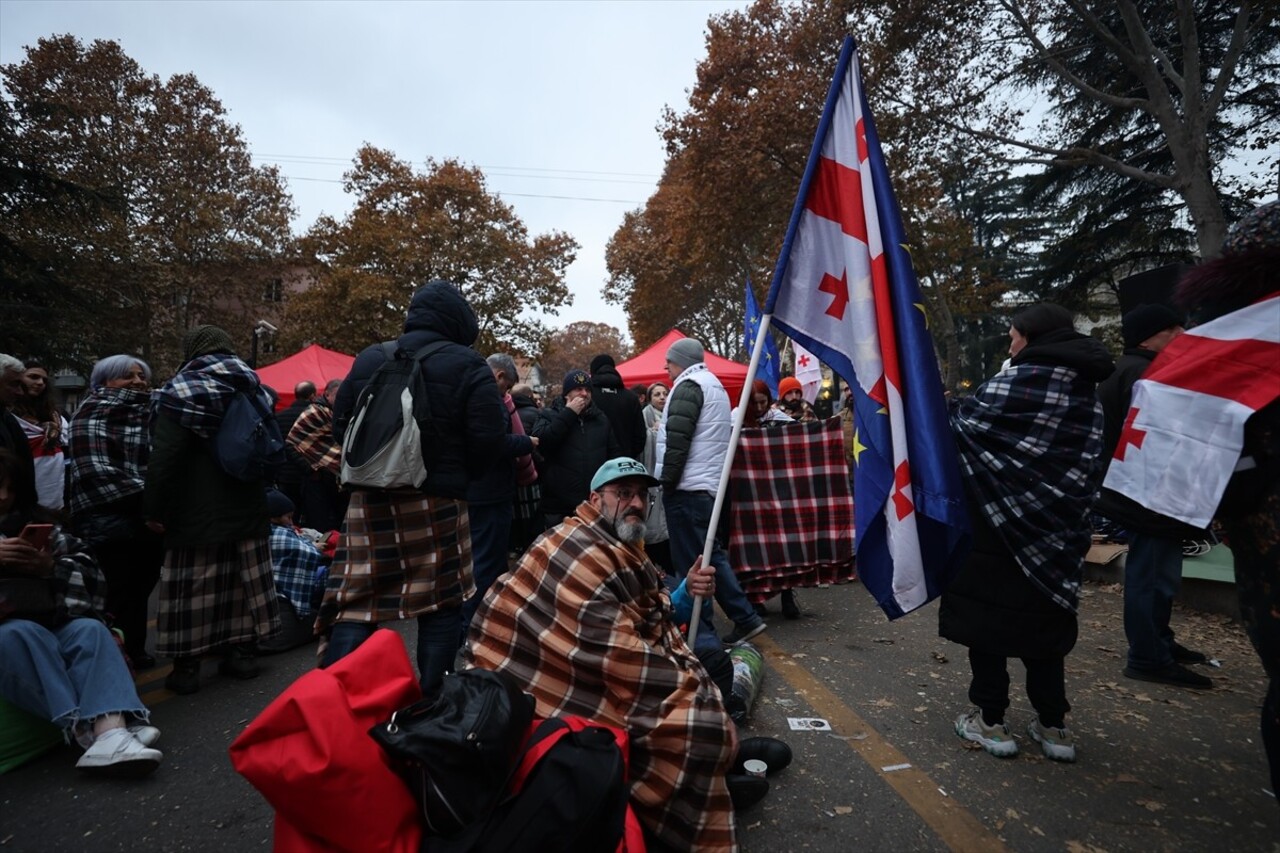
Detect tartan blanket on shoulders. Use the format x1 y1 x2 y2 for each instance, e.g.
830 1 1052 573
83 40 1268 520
950 363 1104 612
465 502 737 851
67 386 152 516
287 401 342 475
727 417 856 599
152 353 270 438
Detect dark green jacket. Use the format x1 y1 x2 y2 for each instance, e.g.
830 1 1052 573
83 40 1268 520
144 414 268 548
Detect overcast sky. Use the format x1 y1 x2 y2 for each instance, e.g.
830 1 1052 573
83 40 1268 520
0 0 752 342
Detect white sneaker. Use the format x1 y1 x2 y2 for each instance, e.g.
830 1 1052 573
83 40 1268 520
955 709 1018 757
128 724 161 747
76 727 162 776
1028 717 1076 762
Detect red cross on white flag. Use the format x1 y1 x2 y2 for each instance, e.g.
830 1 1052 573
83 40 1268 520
1103 293 1280 527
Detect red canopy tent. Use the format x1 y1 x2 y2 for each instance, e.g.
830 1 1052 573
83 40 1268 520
255 344 355 411
616 330 750 406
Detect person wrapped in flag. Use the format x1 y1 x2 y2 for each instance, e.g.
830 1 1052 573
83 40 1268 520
940 303 1114 762
1114 200 1279 800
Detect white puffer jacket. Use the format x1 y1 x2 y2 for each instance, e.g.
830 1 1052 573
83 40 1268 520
655 363 732 492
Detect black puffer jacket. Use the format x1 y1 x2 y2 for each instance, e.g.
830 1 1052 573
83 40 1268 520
590 364 647 459
333 281 505 500
531 398 620 516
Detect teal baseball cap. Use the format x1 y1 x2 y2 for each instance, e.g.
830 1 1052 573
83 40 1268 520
590 457 660 492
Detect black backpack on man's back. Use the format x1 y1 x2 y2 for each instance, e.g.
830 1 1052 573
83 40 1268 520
338 341 448 490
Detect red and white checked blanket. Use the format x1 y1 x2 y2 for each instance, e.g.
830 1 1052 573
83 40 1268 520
728 417 857 599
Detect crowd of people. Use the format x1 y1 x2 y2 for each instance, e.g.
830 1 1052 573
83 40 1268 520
0 203 1275 841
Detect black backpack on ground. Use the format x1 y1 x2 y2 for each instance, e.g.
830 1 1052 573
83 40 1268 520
428 715 630 853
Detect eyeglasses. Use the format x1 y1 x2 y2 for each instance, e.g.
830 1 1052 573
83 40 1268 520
600 486 647 503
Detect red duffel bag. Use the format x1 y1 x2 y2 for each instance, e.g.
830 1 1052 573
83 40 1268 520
229 629 424 853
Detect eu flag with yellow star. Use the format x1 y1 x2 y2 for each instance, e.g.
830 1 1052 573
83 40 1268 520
762 37 970 619
744 277 781 397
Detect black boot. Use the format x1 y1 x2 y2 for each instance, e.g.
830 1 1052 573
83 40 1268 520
781 589 801 620
726 773 770 810
164 657 201 695
219 643 261 679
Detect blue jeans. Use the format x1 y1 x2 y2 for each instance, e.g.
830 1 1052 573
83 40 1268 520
664 490 762 649
462 501 514 639
323 608 462 695
1124 533 1183 670
0 618 149 731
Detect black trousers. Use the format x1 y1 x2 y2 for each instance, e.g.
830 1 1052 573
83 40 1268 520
94 530 164 658
967 648 1069 727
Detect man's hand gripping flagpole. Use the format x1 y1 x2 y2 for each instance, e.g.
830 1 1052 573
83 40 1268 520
685 313 776 650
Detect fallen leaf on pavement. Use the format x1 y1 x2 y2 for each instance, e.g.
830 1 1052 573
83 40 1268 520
833 806 853 815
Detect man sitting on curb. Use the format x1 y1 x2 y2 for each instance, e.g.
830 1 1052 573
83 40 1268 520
465 457 791 853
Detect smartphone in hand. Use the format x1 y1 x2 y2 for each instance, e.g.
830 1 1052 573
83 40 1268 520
19 523 53 552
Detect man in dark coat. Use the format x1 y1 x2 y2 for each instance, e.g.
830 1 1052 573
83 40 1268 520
272 381 315 519
320 280 505 692
531 369 621 530
1096 304 1212 689
590 353 646 459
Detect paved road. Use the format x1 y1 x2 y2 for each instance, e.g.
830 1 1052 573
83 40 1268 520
2 579 1276 852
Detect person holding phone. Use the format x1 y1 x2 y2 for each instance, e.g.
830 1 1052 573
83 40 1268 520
0 448 163 775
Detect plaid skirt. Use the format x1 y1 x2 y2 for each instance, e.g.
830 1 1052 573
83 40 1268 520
315 490 474 632
156 537 281 657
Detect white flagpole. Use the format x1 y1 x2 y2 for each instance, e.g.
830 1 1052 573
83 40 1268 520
686 313 774 650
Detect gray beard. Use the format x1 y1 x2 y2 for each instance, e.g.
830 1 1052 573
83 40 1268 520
607 512 647 545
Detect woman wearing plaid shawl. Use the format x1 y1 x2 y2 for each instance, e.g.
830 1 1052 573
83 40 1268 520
144 326 280 695
67 355 164 670
941 304 1114 763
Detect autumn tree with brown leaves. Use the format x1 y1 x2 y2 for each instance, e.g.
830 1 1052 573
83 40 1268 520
1 35 296 374
282 146 577 359
605 0 1000 386
539 321 629 391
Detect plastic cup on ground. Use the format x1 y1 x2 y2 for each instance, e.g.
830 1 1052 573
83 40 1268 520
743 759 767 778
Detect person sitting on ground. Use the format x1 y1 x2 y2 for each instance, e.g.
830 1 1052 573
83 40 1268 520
261 488 327 654
466 457 792 852
0 448 163 775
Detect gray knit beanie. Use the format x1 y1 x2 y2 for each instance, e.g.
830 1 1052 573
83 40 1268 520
182 325 237 362
665 338 705 370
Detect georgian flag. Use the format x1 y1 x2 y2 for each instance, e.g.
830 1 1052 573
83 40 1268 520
762 37 969 619
1103 293 1280 528
792 339 823 404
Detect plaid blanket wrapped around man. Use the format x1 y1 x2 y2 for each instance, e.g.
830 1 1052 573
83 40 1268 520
465 501 737 851
728 417 857 600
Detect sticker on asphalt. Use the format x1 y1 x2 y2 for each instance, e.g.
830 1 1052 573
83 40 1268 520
787 717 831 731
